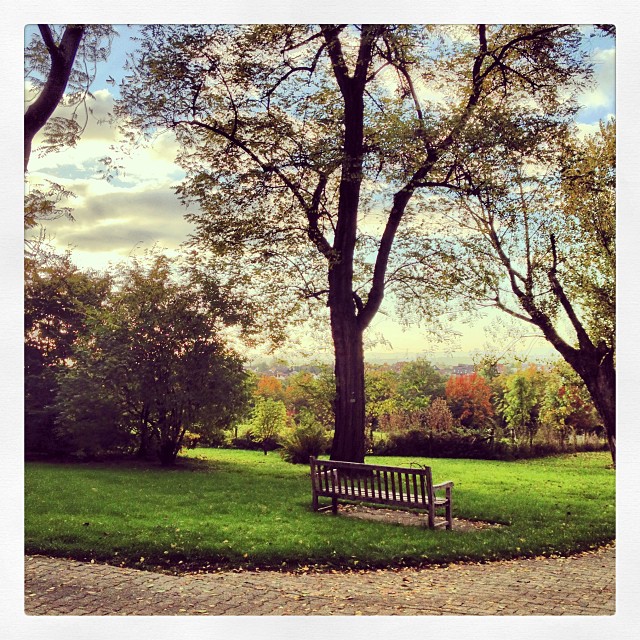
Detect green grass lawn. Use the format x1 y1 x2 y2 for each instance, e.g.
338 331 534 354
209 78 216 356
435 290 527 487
25 449 615 573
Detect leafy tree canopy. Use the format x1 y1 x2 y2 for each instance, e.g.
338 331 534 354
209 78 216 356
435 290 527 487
54 251 250 464
116 23 594 462
427 119 616 462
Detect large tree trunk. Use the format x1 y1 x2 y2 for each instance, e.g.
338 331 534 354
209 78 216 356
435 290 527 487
330 309 366 462
578 352 616 466
158 440 178 466
324 44 369 463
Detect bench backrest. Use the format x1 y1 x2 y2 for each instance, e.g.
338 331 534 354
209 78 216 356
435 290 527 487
310 457 435 507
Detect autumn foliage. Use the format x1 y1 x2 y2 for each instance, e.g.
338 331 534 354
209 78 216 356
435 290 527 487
445 373 494 430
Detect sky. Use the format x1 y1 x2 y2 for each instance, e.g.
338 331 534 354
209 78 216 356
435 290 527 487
24 24 616 365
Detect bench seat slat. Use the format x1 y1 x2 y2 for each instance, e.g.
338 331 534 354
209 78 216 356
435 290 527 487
316 486 448 505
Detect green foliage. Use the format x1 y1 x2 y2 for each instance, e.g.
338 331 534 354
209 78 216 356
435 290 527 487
229 357 607 460
24 181 75 230
116 24 593 461
249 398 289 453
559 119 615 347
375 426 487 459
53 348 137 458
429 119 616 461
396 360 446 412
24 250 111 455
539 361 601 446
364 365 399 429
283 368 335 429
498 366 545 446
280 410 331 464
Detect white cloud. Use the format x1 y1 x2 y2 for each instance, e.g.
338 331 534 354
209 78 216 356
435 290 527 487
577 46 616 113
27 91 193 272
35 184 195 269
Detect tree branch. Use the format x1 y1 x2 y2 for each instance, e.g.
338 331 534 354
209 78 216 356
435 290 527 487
25 24 86 171
305 174 335 259
38 25 58 58
320 24 352 93
264 43 326 108
548 233 595 350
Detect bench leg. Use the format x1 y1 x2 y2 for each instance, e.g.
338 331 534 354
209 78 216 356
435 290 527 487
445 487 452 530
428 503 435 529
331 496 338 515
312 491 319 512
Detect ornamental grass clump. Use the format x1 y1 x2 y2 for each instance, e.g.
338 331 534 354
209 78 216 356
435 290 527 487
280 410 331 464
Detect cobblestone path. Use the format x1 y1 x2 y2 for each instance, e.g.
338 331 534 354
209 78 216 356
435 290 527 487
24 544 615 616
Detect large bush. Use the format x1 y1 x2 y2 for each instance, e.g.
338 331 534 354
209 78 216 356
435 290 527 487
52 252 250 465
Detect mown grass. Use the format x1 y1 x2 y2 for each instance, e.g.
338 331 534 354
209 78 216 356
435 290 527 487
24 449 615 573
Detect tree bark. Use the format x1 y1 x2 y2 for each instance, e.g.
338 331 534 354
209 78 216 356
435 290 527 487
329 307 366 462
576 351 616 466
158 440 178 466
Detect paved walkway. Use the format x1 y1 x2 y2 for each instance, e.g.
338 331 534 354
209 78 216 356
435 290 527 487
24 545 615 616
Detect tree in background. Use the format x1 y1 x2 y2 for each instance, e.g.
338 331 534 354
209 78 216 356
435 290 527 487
396 359 446 413
540 361 601 448
364 366 398 445
498 366 545 446
255 375 286 403
284 369 335 429
424 397 455 434
445 373 494 432
118 24 590 462
250 398 289 454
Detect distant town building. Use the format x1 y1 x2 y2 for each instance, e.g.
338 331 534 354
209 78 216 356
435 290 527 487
451 364 476 376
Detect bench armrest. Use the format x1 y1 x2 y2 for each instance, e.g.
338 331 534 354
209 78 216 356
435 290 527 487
433 481 454 490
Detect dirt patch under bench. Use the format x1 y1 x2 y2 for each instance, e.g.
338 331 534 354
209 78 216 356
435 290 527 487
329 503 505 532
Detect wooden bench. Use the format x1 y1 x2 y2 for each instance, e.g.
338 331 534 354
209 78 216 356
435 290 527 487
310 457 454 529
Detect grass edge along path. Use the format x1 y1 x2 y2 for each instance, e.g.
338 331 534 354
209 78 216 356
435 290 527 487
25 450 615 574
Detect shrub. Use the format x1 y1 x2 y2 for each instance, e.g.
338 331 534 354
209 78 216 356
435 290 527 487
180 431 201 450
250 398 288 454
280 411 331 464
230 428 281 453
375 428 608 460
196 428 228 448
375 424 502 459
